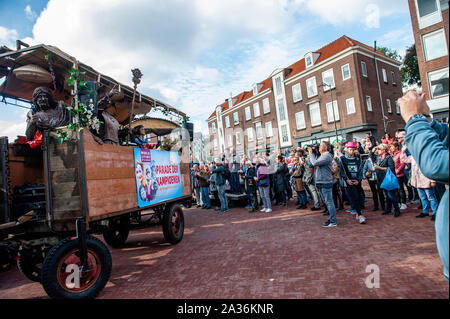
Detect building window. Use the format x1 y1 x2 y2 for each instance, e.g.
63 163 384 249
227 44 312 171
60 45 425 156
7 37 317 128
262 98 270 114
309 102 321 127
422 29 448 61
247 127 254 142
211 122 216 133
346 97 356 115
395 101 400 114
292 83 302 103
361 61 367 77
382 68 388 83
275 77 283 96
391 71 397 85
387 99 392 113
214 139 218 150
306 54 313 67
245 106 251 121
366 96 373 111
255 122 263 140
253 83 258 95
253 102 260 117
326 100 340 123
225 116 230 128
295 111 306 130
418 0 438 17
281 124 289 143
341 64 351 80
227 135 232 147
306 76 317 98
233 112 239 124
441 0 449 10
428 67 449 99
322 69 335 90
277 98 286 121
265 121 273 137
236 132 241 145
416 0 442 29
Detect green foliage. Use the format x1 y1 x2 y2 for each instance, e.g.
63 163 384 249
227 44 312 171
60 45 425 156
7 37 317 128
179 115 190 125
377 46 402 62
400 44 421 87
66 67 87 91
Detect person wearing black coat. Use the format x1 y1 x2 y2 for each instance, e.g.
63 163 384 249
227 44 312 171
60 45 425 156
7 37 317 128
275 155 288 206
373 144 401 217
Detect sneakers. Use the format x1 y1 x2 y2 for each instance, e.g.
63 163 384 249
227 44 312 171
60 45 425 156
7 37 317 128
382 211 391 215
358 215 366 224
346 208 353 213
244 205 251 209
311 207 321 211
265 208 272 213
349 210 357 215
416 213 428 218
260 208 266 212
323 220 338 227
394 211 401 217
431 214 436 221
400 203 408 210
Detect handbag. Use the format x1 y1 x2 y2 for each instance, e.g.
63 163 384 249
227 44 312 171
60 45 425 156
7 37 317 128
380 168 400 191
365 170 373 179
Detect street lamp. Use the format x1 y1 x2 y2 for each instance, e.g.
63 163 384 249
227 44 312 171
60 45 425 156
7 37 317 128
319 82 339 146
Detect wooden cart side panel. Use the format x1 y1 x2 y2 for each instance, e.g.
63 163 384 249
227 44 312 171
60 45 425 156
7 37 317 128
83 131 137 218
47 138 83 222
180 163 192 197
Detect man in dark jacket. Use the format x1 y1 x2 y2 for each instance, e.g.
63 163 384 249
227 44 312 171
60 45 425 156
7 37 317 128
275 155 288 206
373 144 400 217
212 158 228 213
244 161 258 212
340 142 366 224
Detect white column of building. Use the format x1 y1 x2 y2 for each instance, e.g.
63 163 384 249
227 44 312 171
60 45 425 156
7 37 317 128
271 70 293 149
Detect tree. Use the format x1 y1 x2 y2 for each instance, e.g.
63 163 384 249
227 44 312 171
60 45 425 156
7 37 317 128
400 44 421 87
377 46 402 62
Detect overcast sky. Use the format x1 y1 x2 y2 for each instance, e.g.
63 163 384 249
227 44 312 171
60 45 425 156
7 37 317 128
0 0 414 140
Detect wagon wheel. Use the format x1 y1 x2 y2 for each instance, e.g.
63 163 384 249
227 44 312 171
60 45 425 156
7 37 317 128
162 204 184 245
17 249 45 282
102 215 130 248
41 236 112 299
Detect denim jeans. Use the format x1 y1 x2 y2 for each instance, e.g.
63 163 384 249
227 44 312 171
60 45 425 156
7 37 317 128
216 184 228 211
346 184 363 214
316 183 337 223
384 189 400 213
296 190 307 205
417 188 438 215
259 186 272 210
229 172 242 193
200 187 211 208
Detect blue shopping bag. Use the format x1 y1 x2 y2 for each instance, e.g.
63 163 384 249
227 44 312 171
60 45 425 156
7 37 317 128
380 168 400 191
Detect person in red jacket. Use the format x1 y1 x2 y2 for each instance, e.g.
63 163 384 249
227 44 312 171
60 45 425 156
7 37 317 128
390 141 407 210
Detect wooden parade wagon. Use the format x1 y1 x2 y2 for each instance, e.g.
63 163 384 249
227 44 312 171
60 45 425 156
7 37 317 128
0 43 192 299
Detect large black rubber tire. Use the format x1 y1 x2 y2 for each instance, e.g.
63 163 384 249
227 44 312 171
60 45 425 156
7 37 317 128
41 236 112 299
162 204 184 245
17 252 43 282
102 215 130 248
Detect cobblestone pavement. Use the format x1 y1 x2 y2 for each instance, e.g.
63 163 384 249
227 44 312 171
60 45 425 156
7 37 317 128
0 200 448 299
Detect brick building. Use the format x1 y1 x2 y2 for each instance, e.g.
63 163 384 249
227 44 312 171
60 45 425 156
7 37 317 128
206 36 405 157
408 0 449 121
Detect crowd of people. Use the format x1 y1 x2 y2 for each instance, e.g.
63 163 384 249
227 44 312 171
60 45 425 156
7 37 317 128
190 127 446 228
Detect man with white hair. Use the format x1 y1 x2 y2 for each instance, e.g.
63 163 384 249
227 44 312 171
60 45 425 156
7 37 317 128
212 158 228 213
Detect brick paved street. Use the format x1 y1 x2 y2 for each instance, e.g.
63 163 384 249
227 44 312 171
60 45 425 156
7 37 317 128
0 201 448 299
